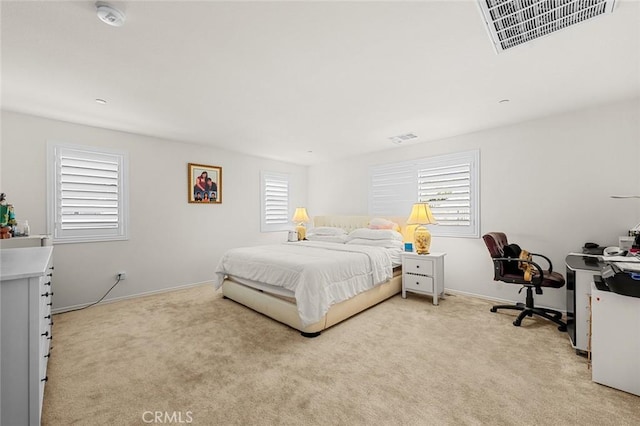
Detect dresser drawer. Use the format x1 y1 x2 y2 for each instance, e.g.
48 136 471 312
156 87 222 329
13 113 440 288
403 258 434 276
403 274 434 293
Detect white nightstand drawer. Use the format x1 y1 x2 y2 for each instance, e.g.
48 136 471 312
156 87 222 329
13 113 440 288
403 274 434 293
403 258 433 275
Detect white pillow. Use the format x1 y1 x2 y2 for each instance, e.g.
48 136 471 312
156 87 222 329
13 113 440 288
346 238 403 250
309 226 347 236
305 234 348 243
348 228 403 241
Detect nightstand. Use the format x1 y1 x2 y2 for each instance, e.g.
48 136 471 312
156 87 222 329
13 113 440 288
401 251 446 305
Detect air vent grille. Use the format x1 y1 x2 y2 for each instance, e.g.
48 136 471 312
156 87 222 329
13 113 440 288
478 0 615 53
389 133 418 145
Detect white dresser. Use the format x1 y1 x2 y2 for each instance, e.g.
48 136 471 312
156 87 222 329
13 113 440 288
401 252 446 305
1 247 54 426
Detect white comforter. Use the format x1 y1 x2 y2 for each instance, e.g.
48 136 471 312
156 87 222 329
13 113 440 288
213 241 394 326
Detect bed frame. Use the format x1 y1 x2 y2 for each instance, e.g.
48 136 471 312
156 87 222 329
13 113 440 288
220 215 405 337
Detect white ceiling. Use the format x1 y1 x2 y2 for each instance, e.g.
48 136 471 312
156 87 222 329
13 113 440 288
2 0 639 165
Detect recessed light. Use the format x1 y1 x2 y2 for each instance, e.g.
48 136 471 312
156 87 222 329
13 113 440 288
95 98 107 105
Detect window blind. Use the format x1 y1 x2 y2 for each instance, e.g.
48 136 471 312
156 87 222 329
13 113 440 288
261 172 290 232
418 162 471 227
369 150 480 238
59 155 120 230
48 143 128 243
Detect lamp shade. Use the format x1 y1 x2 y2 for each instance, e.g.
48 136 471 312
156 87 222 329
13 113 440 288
292 207 310 223
406 203 436 225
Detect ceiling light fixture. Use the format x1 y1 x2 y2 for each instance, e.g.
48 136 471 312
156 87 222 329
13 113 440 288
96 2 126 27
95 98 107 104
499 99 510 103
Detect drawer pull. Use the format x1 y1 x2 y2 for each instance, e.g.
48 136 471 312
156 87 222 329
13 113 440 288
47 335 53 340
41 331 49 337
44 353 51 358
41 376 48 383
416 281 420 285
41 292 50 297
44 314 51 319
47 273 53 277
50 321 54 326
47 302 53 306
416 265 420 268
49 266 55 271
45 281 52 286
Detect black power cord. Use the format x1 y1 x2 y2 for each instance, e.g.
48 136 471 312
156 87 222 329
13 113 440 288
56 274 123 314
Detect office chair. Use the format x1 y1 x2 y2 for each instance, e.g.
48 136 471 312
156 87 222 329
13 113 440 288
482 232 567 331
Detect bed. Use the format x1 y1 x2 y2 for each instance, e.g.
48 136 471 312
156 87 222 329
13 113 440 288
214 216 405 337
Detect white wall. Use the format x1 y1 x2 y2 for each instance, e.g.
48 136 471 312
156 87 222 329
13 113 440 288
308 98 640 310
0 111 307 310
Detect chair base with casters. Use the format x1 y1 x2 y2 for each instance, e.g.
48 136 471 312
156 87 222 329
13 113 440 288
490 285 567 331
482 232 567 332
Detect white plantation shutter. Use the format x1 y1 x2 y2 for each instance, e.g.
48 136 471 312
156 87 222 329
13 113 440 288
48 143 128 243
261 171 291 232
369 150 479 238
369 162 416 217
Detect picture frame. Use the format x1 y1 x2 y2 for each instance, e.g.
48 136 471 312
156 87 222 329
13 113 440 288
188 163 222 204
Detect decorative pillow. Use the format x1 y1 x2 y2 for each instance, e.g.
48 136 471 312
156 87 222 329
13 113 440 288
348 228 403 241
346 238 403 250
305 234 348 243
308 226 347 236
368 217 398 230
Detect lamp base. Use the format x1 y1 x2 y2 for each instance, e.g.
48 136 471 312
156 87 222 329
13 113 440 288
414 226 431 255
296 225 306 241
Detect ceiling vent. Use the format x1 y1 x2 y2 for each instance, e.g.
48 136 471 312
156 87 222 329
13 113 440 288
389 133 418 145
477 0 616 53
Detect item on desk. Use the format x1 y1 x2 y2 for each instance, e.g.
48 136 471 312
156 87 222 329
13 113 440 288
582 242 604 255
404 242 413 252
602 262 640 298
632 234 640 254
603 246 626 257
619 236 634 251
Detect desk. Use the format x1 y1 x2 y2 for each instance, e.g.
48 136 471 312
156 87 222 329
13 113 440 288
565 255 604 352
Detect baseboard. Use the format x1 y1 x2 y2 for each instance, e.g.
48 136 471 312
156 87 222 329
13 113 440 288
445 288 567 315
52 280 215 314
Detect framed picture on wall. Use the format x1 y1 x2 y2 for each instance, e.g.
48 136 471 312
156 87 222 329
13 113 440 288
188 163 222 204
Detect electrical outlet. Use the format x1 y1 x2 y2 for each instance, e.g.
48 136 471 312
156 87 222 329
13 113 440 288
117 271 127 280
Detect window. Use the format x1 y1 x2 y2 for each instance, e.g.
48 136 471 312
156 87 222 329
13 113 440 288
47 142 129 243
369 150 480 238
260 171 290 232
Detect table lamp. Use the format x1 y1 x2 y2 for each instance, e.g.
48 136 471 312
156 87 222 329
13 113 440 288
406 203 437 254
292 207 310 241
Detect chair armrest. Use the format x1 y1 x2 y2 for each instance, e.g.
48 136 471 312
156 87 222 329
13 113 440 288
492 257 544 284
530 253 553 273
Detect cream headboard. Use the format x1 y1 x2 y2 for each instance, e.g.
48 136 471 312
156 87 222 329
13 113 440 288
312 215 407 234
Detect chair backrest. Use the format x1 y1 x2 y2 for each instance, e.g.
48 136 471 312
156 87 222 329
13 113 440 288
483 232 508 258
483 232 512 280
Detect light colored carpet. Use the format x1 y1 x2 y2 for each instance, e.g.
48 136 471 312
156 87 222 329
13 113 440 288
42 285 640 425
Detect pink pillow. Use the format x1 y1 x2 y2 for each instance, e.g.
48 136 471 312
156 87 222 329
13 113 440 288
368 218 397 230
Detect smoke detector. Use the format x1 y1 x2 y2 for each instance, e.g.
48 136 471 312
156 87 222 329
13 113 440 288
477 0 616 53
96 2 126 27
